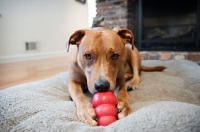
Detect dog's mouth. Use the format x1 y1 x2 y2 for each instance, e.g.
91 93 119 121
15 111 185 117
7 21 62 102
86 86 114 94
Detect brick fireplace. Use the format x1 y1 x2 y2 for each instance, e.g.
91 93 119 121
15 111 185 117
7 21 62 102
94 0 200 64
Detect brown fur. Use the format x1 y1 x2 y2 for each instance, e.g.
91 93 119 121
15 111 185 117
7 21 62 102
67 27 165 126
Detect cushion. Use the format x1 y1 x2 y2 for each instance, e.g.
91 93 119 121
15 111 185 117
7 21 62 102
0 60 200 131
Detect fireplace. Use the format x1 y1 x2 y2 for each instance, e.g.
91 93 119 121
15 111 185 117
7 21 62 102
136 0 200 51
95 0 200 63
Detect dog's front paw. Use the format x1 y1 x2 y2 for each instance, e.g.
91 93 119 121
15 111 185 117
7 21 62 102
126 82 137 91
126 77 140 91
117 101 132 119
127 85 136 91
77 103 97 126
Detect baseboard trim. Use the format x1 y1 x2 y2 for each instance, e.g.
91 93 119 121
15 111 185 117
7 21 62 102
0 51 68 64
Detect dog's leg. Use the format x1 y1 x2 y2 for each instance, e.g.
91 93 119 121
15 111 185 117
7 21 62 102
68 81 97 126
117 85 132 119
117 75 132 119
126 49 141 90
131 62 141 89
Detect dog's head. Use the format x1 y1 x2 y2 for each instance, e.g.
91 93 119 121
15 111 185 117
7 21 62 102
68 27 134 94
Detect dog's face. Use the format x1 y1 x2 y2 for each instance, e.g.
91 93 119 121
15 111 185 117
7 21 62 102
68 28 134 94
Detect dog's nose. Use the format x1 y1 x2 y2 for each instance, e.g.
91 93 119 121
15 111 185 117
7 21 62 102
94 80 110 92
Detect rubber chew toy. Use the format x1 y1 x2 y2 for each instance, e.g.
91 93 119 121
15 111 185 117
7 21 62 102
92 91 118 126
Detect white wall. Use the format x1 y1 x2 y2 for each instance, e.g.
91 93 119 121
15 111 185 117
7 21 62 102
0 0 89 63
88 0 96 27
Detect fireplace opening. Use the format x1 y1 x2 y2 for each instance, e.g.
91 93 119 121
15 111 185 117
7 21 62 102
136 0 200 51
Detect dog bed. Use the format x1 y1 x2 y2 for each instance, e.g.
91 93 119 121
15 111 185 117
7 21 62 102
0 60 200 132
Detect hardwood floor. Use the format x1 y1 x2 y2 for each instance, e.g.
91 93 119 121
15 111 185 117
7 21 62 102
0 55 69 90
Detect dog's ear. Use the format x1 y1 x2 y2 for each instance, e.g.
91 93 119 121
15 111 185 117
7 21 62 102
113 28 134 50
67 30 85 52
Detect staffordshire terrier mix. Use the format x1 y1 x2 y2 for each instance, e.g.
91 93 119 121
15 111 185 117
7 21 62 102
67 27 165 126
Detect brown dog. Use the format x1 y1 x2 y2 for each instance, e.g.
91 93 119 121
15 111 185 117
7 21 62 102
67 27 165 126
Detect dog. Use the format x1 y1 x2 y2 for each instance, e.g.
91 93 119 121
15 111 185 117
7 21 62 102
67 27 165 126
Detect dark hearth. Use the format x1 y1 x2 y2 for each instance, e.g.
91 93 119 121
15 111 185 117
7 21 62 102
137 0 200 51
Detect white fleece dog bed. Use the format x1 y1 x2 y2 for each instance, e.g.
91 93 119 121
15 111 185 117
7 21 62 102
0 60 200 132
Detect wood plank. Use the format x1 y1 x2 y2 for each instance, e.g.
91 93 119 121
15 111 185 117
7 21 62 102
0 55 69 90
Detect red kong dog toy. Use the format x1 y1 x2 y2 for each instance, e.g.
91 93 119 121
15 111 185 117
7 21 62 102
92 91 118 126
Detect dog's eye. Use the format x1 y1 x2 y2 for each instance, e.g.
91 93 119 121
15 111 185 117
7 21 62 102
84 53 92 61
111 54 119 61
